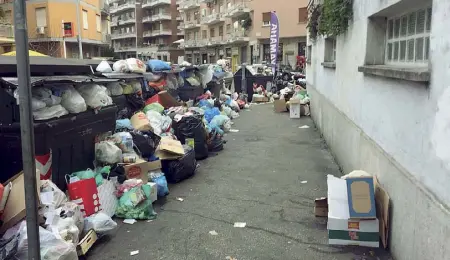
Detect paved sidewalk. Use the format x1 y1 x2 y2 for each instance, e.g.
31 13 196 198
88 103 392 260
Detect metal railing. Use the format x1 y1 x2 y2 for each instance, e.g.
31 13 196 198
142 0 171 8
0 24 14 38
111 31 137 39
110 1 136 14
179 0 200 10
102 33 111 43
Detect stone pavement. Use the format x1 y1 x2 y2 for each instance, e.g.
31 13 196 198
87 103 392 260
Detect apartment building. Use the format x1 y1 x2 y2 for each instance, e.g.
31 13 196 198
178 0 308 71
307 0 449 259
0 0 111 58
110 0 183 62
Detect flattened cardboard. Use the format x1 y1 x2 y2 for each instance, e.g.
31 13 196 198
314 197 328 217
158 91 181 108
274 99 287 112
159 137 184 156
346 177 376 219
252 96 269 103
374 177 390 249
289 99 301 119
77 229 98 255
0 171 41 234
124 159 162 183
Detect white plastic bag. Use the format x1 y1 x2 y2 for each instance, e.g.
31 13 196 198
98 178 118 217
83 212 117 235
32 97 46 111
33 105 69 121
96 60 113 73
112 132 134 153
16 221 78 260
146 110 163 136
56 85 87 114
77 84 113 109
113 60 130 72
57 202 85 232
32 87 62 106
198 65 214 87
106 82 123 96
47 215 80 244
40 179 68 208
126 58 146 73
95 141 122 164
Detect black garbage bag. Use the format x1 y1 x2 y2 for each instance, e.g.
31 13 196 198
130 130 161 158
208 132 224 152
173 115 208 160
162 145 197 183
108 164 127 184
125 93 145 112
117 107 133 119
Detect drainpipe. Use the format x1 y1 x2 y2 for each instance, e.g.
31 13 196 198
76 0 84 59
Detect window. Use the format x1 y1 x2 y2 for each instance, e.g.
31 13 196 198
307 45 312 64
82 10 88 29
298 7 307 23
96 15 101 32
386 7 431 65
202 30 207 39
324 37 336 62
219 26 223 37
210 28 215 37
226 24 231 34
35 7 47 27
262 12 270 26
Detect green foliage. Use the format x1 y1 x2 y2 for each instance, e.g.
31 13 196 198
241 13 252 30
317 0 353 37
307 4 321 41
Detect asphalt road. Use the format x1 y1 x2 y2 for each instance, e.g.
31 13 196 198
88 103 392 260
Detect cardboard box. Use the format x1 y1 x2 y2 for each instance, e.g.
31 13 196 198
156 137 185 160
0 171 41 234
124 159 162 183
346 177 376 219
327 175 379 248
274 99 288 112
77 229 98 256
252 96 269 103
314 197 328 217
374 177 390 249
289 99 301 119
147 182 158 203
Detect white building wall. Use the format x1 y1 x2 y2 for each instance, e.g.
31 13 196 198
307 0 450 259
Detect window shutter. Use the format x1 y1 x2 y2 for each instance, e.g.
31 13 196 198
35 8 47 27
416 9 426 33
262 12 270 22
298 7 307 23
82 10 88 29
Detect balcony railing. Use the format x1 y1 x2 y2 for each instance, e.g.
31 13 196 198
179 0 200 10
111 31 137 39
115 45 137 52
208 36 223 46
111 16 135 26
0 24 14 38
102 33 111 44
142 0 170 8
226 31 249 43
152 29 171 36
201 13 224 25
184 39 200 48
110 2 136 14
224 3 251 18
184 19 201 29
142 13 171 23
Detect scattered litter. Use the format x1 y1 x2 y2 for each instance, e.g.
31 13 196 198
123 219 137 225
301 181 308 184
226 256 238 260
299 125 310 129
209 230 218 236
176 197 185 202
130 250 139 256
127 230 130 233
288 241 292 244
146 220 153 223
229 129 240 133
233 222 247 228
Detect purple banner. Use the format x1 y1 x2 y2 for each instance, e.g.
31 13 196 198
270 11 279 76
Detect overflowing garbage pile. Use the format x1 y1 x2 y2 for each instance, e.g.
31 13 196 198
0 58 249 259
272 83 310 118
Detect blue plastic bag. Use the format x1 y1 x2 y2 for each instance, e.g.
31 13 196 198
204 107 220 123
116 119 134 131
150 171 169 197
147 59 171 72
198 99 212 108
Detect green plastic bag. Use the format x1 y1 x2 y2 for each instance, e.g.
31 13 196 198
115 185 157 220
143 103 164 114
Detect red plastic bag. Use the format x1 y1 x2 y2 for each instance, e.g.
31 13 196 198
67 177 100 217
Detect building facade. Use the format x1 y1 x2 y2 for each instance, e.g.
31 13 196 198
307 0 449 259
0 0 111 58
110 0 183 62
178 0 308 71
0 0 15 54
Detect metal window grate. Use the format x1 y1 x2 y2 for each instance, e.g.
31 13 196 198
386 6 431 65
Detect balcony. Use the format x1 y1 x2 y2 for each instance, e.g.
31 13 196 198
110 2 135 14
143 29 171 37
101 1 110 15
183 19 201 29
184 40 200 48
111 31 137 40
102 33 112 44
201 13 224 25
115 45 137 52
142 0 171 8
224 3 251 18
207 36 223 46
0 24 14 40
111 16 136 27
177 30 184 36
226 31 249 44
142 13 171 23
179 0 200 11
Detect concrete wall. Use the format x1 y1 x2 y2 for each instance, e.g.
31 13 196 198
307 0 450 259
